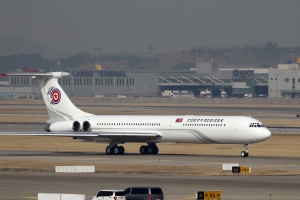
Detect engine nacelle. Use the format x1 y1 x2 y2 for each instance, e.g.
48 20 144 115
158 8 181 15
46 121 81 132
82 121 91 132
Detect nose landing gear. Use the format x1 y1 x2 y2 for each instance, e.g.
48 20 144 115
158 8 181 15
241 144 249 157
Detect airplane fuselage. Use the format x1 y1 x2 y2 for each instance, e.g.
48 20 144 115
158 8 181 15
76 115 270 144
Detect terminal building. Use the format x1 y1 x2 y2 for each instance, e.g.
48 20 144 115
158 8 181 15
2 58 300 99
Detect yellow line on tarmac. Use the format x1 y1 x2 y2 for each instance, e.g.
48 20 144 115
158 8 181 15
25 196 37 200
0 197 36 200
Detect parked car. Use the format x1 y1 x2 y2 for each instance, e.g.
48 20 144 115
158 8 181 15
124 187 164 200
91 190 125 200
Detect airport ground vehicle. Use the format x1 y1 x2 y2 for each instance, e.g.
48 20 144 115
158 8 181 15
91 190 125 200
124 187 164 200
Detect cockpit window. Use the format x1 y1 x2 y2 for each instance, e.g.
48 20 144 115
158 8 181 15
249 123 265 128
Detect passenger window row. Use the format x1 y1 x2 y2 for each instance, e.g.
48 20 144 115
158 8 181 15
97 123 161 126
183 124 225 127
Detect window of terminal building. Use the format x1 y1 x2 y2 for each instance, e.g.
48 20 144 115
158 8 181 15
298 78 300 82
31 78 37 85
285 78 289 82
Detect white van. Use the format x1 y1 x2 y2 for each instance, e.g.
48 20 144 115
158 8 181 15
91 190 125 200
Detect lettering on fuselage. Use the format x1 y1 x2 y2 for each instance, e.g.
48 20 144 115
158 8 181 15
187 118 224 123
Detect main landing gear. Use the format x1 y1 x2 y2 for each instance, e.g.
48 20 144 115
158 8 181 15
139 143 159 155
105 141 159 155
241 144 249 157
106 145 125 155
105 140 125 155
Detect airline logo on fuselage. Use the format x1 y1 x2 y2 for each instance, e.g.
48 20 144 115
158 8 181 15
47 87 61 105
175 118 183 122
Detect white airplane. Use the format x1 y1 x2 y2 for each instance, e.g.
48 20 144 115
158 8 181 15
0 72 271 157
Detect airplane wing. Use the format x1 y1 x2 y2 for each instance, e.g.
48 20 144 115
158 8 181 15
96 131 162 142
0 131 162 142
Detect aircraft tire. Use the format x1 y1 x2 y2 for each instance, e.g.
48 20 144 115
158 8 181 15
113 146 120 154
119 146 125 155
147 146 153 154
241 151 249 157
140 146 147 154
106 146 113 155
153 146 159 154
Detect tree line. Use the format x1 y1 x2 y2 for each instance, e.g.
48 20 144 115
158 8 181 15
0 41 299 72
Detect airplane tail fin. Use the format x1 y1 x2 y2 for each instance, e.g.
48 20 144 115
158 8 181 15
8 72 93 123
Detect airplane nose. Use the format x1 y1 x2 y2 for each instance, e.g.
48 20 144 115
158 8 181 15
259 128 272 141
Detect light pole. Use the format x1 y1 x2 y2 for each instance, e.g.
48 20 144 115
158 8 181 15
94 47 101 65
195 49 199 62
273 72 283 98
290 49 296 63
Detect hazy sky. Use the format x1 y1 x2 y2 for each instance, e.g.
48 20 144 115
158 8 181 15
1 0 300 54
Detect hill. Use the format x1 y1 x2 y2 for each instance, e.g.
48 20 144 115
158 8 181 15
0 35 70 59
0 41 299 72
